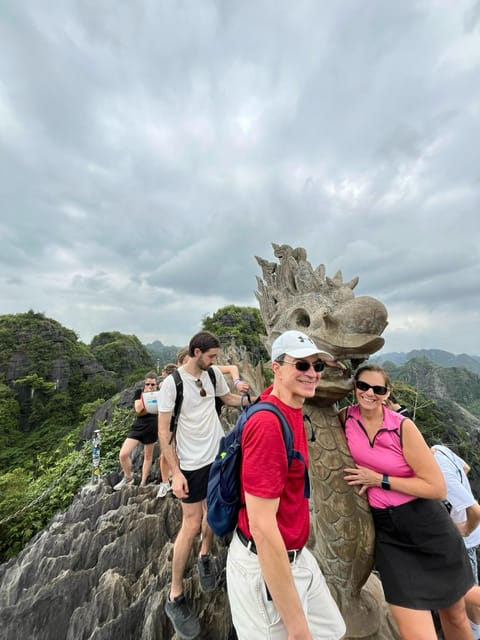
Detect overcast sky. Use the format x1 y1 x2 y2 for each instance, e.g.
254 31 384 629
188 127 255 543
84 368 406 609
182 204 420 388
1 1 479 356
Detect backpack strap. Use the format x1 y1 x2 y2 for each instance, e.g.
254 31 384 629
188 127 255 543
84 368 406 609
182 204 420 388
207 366 216 390
245 402 310 499
169 369 184 445
303 414 316 442
338 405 350 430
207 366 225 416
435 447 464 484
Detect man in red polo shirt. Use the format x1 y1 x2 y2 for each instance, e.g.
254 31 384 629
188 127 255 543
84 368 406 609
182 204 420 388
226 330 346 640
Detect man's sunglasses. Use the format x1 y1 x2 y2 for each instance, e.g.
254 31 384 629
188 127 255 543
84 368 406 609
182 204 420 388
278 359 325 373
355 380 388 396
144 382 157 387
195 379 207 397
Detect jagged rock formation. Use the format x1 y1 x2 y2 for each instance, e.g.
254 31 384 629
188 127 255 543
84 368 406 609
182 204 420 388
0 482 233 640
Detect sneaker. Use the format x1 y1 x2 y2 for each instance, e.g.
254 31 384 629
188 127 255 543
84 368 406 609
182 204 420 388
165 593 200 640
113 476 134 491
197 554 217 593
156 481 171 498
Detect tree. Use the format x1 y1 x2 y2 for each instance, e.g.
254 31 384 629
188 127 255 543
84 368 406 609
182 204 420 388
202 305 268 363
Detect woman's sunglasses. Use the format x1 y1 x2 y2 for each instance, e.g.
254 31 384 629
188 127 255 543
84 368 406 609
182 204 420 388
279 359 325 373
195 379 207 397
355 380 388 396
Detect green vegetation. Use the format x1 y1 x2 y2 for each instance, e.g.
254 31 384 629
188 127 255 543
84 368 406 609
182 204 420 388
0 403 131 561
90 331 153 379
0 312 158 561
202 304 268 363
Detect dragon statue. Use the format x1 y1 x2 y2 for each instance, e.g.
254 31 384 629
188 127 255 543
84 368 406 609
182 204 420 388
230 243 400 639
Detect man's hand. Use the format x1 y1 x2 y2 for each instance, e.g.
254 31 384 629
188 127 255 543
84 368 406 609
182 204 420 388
171 471 189 499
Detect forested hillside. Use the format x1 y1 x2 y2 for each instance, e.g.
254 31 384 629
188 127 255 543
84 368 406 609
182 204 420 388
0 312 163 560
375 349 480 376
384 357 480 495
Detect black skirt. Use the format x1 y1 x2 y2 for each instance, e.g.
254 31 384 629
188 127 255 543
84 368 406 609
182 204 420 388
371 498 474 609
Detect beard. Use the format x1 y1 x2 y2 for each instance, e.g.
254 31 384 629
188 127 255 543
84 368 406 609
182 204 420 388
197 355 212 371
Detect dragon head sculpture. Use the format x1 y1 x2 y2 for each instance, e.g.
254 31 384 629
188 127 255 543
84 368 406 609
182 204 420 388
255 243 388 406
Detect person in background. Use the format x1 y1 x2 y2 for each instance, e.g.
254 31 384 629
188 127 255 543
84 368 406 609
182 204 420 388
158 331 245 640
341 364 474 640
161 362 178 381
384 392 412 419
156 363 179 498
176 347 189 367
432 444 480 639
227 330 346 640
113 371 159 490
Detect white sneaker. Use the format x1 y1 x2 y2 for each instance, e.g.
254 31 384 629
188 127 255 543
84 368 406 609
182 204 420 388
156 482 171 498
113 476 134 491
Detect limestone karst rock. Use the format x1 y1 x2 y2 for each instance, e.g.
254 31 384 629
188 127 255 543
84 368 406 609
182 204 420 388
0 482 233 640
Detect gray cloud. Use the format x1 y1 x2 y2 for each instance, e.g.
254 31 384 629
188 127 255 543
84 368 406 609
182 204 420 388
1 0 479 356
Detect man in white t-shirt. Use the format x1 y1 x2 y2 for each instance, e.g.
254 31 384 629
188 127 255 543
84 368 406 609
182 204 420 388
158 331 244 640
433 444 480 638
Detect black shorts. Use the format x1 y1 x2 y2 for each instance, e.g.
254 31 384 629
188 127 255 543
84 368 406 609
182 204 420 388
127 426 157 445
180 463 213 504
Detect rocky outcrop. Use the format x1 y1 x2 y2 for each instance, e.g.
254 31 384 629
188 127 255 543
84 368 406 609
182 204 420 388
0 481 233 640
0 312 122 431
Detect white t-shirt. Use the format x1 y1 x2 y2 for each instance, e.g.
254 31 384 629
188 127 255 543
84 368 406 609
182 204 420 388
433 444 480 549
157 365 229 471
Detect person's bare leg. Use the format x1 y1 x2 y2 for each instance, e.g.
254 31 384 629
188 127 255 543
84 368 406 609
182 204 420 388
198 500 214 556
438 597 474 640
170 501 203 599
160 452 171 484
389 605 438 640
118 438 138 479
140 442 155 486
465 586 480 624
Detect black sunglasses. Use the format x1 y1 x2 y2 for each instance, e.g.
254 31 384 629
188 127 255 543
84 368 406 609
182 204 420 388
355 380 388 396
144 382 157 387
195 379 207 397
279 359 325 373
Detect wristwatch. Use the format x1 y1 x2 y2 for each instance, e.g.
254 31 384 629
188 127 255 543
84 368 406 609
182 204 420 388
381 474 391 490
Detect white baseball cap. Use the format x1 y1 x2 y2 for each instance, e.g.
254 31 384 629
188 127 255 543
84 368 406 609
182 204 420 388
271 330 333 362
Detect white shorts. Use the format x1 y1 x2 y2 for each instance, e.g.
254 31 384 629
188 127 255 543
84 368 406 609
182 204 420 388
226 531 346 640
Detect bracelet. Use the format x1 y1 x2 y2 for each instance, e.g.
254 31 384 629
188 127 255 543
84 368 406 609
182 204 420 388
233 378 241 387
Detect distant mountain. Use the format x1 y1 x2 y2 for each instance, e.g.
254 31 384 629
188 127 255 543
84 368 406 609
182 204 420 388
373 349 480 376
144 340 180 365
381 358 480 495
90 331 153 377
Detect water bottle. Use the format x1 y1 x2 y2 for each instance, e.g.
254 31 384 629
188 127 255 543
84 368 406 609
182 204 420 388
92 430 101 484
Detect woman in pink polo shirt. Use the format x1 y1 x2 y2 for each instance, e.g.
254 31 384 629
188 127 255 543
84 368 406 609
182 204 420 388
341 364 473 640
